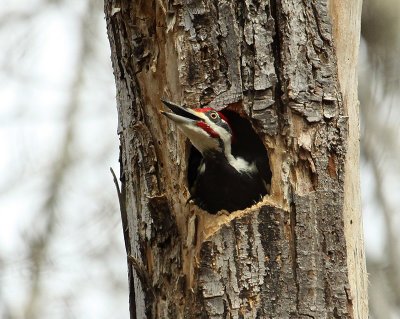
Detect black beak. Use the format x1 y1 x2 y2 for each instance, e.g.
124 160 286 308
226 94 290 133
161 99 204 122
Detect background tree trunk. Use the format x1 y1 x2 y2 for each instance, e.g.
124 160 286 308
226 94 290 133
105 0 367 318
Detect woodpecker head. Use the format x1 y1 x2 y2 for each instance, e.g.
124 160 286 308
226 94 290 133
161 99 233 155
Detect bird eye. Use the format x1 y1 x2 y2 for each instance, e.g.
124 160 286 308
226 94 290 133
210 112 218 119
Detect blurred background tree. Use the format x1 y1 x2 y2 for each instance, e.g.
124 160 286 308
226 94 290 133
361 1 400 318
0 0 127 318
0 0 398 318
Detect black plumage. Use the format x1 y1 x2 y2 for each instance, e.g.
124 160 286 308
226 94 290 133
161 100 271 214
187 111 271 213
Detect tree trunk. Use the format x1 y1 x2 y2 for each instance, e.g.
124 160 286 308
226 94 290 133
105 0 367 318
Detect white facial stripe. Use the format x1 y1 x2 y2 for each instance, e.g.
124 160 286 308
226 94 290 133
227 155 258 174
174 112 257 175
198 162 206 174
200 116 256 174
164 110 208 124
194 112 209 122
204 117 230 142
179 123 220 153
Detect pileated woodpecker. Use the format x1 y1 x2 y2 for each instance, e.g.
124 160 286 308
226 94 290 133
161 99 271 214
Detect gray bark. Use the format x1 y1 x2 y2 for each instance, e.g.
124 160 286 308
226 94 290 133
105 0 367 318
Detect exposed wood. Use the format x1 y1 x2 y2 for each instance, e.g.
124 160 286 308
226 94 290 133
105 0 367 318
329 1 368 317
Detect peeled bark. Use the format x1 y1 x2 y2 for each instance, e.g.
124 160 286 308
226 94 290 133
105 0 367 318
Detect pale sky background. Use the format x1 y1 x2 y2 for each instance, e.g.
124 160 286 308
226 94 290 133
0 1 128 318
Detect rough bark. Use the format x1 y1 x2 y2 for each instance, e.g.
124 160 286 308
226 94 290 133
105 0 367 318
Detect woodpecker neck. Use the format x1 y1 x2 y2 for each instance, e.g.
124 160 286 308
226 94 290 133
203 140 257 175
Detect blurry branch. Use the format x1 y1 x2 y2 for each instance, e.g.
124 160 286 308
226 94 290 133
362 136 400 304
367 260 396 319
362 0 400 92
0 0 62 80
22 1 103 318
360 69 400 314
0 0 65 25
359 79 400 171
0 9 43 28
360 5 400 318
359 5 400 311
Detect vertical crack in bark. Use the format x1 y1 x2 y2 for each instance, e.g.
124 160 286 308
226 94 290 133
269 0 284 114
213 0 231 90
289 202 299 316
321 230 331 311
309 1 331 46
238 0 256 108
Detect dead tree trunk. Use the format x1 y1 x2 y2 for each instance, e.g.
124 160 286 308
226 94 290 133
105 0 367 318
